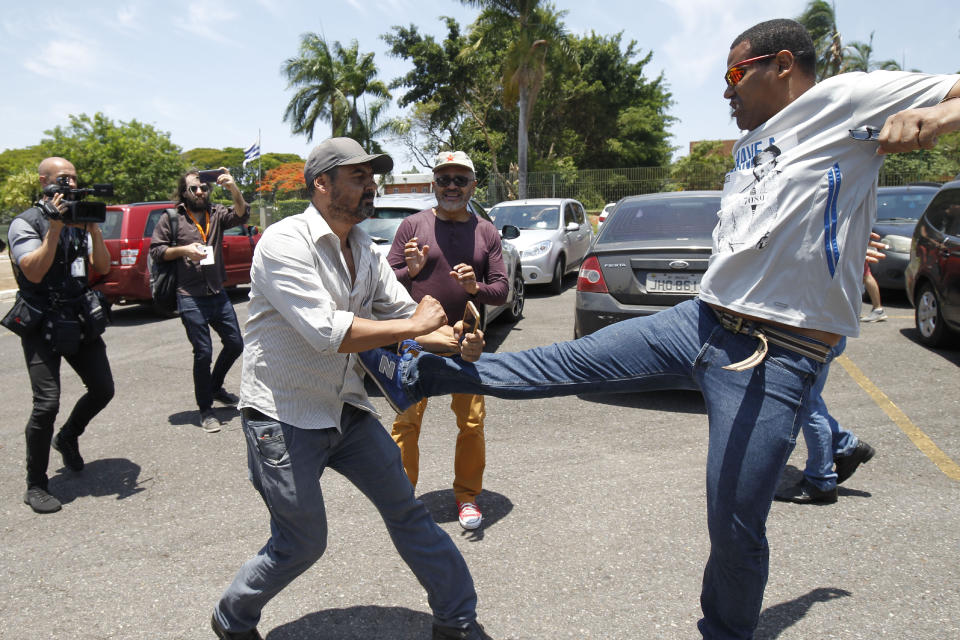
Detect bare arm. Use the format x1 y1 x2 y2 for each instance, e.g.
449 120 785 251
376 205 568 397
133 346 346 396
87 223 111 275
337 295 448 353
18 217 64 283
878 79 960 154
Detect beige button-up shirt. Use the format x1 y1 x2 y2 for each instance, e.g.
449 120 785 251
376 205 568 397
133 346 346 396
238 204 416 430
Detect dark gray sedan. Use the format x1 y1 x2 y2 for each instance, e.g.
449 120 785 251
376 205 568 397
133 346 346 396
871 184 940 290
574 191 720 338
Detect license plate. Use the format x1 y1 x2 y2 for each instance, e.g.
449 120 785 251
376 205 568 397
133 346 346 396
645 272 701 294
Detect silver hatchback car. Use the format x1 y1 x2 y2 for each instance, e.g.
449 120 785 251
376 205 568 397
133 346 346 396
487 198 594 294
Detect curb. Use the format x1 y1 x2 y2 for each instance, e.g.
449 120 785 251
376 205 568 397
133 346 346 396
1 289 17 302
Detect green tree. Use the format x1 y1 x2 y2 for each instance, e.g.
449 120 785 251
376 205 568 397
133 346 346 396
383 18 510 188
461 0 577 198
41 113 186 203
840 32 900 72
0 146 47 185
282 34 390 144
282 33 350 141
0 167 39 218
334 39 392 142
532 31 674 169
797 0 843 81
669 141 733 191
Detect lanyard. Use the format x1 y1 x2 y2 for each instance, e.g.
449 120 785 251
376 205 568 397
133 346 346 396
185 209 210 244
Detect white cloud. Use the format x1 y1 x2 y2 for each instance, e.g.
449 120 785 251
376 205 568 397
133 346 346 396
172 0 238 44
24 41 100 79
115 3 141 30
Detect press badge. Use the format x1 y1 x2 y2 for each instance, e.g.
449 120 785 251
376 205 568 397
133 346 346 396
199 245 215 266
71 257 86 277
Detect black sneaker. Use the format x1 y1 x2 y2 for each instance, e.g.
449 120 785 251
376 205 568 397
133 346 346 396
24 487 62 514
432 620 493 640
211 613 262 640
212 388 240 406
774 479 838 505
52 432 84 471
835 441 876 485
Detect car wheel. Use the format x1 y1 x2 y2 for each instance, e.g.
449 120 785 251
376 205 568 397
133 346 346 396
915 283 948 346
504 271 525 322
549 257 565 294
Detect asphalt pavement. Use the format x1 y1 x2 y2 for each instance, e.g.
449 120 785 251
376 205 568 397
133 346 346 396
0 279 958 639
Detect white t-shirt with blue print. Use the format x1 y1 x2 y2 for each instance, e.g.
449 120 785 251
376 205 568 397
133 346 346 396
699 70 959 337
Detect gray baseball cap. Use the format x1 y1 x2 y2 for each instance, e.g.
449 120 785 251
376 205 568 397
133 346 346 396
303 137 393 185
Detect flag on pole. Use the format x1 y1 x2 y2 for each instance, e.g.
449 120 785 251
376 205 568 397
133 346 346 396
243 137 261 168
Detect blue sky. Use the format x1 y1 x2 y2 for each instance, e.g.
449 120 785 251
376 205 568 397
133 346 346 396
2 0 958 170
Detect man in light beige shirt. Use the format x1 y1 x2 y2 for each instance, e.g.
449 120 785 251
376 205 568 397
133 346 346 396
211 138 490 640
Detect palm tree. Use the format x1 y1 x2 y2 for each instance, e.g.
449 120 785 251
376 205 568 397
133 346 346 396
461 0 575 199
334 40 392 141
281 35 391 144
841 32 900 72
353 97 393 154
282 33 349 141
796 0 844 80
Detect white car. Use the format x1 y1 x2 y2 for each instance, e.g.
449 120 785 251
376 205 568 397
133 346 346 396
358 193 525 329
598 202 616 228
487 198 594 294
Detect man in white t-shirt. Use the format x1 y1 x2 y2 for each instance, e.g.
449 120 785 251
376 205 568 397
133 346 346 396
360 19 960 640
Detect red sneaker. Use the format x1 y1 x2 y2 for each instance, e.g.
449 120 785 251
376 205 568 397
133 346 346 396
457 501 482 530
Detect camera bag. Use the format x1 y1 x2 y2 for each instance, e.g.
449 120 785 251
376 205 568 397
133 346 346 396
149 210 180 313
1 294 44 337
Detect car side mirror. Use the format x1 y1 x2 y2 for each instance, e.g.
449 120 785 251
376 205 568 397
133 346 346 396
501 224 520 240
246 225 259 236
565 221 579 232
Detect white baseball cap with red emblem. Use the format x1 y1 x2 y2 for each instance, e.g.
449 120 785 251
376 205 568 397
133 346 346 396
433 150 475 173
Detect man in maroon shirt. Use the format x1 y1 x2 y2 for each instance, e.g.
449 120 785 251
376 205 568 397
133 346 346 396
386 151 508 530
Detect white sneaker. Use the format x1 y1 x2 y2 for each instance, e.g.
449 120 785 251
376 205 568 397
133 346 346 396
860 307 888 323
457 501 482 530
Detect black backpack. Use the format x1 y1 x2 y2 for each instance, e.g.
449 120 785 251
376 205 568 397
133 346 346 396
149 210 179 314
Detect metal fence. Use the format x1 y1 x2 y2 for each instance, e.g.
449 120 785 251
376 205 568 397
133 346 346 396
245 165 956 224
481 165 955 211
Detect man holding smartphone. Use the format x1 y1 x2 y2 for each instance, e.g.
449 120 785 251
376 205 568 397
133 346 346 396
386 151 508 530
150 167 249 433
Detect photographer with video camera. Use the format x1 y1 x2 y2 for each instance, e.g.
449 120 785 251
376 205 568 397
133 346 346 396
4 157 115 514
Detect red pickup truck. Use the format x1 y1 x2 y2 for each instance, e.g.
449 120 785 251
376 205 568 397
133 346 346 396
92 201 260 310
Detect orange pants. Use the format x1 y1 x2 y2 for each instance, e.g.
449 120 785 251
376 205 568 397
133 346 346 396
390 393 486 504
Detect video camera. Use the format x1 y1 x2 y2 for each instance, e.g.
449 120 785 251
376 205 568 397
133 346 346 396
40 176 113 224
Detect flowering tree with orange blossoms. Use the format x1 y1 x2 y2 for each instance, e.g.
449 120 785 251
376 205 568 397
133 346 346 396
258 161 306 198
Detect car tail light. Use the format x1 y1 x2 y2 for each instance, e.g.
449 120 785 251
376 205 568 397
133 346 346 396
577 255 608 293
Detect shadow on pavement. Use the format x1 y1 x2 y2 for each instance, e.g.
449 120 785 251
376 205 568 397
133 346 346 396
578 388 707 414
777 464 873 501
755 587 853 639
266 605 432 639
47 457 149 503
417 488 513 543
898 327 960 361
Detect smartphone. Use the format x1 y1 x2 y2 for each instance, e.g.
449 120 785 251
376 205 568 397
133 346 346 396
197 169 226 184
461 301 480 341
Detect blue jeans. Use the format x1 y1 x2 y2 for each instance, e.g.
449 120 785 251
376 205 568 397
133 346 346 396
402 298 842 640
798 338 859 492
177 291 243 411
214 404 477 633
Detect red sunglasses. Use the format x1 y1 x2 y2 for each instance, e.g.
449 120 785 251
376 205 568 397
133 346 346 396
724 53 777 87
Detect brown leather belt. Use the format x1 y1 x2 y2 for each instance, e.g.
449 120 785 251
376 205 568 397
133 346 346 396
712 308 831 371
